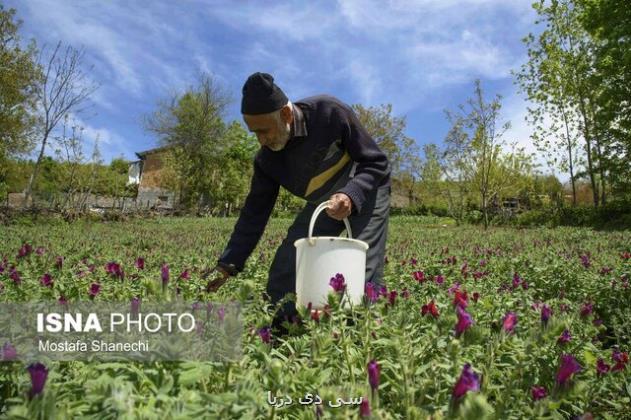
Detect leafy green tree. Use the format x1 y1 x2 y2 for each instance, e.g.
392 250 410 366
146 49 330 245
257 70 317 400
579 0 631 197
443 80 526 228
0 5 41 197
352 103 422 203
516 0 605 206
144 73 231 210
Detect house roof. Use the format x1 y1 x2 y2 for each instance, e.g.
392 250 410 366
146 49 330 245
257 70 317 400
135 145 173 160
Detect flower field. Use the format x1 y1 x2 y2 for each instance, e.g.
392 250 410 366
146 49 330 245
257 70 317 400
1 216 630 419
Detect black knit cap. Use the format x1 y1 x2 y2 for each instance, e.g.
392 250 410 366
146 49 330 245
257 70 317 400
241 72 288 115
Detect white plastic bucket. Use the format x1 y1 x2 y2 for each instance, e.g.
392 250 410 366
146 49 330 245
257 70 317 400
294 201 369 309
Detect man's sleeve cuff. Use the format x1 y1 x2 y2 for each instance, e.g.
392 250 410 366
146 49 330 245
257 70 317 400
336 184 365 215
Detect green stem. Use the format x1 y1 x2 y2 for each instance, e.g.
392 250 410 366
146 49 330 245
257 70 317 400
343 337 356 386
224 362 231 391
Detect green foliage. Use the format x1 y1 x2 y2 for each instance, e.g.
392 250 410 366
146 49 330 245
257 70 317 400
579 0 631 195
0 219 630 418
0 5 41 159
513 200 631 229
144 73 261 213
441 80 535 228
0 5 42 199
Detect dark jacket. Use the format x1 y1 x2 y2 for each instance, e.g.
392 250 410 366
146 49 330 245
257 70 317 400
218 94 390 274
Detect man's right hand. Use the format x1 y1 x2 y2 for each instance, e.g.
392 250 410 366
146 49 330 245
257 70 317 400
202 265 230 293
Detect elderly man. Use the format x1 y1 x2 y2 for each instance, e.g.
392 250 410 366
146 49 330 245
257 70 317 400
205 72 391 334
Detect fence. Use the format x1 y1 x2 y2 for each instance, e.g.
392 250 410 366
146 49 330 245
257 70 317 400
5 192 173 212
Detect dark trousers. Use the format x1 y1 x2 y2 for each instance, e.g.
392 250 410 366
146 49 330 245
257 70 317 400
266 185 390 332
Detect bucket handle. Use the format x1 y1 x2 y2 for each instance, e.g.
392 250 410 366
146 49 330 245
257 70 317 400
309 200 353 243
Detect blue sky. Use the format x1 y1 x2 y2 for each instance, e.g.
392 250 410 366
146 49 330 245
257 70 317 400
7 0 553 174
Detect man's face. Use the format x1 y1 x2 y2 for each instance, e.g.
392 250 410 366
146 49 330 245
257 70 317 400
243 106 292 152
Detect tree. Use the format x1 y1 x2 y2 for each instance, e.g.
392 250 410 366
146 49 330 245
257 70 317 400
352 103 422 203
443 80 521 229
0 5 41 197
579 0 631 197
52 115 85 208
144 73 232 210
516 0 605 207
24 41 99 205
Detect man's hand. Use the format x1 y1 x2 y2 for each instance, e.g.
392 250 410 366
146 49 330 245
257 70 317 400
202 265 230 293
326 193 353 220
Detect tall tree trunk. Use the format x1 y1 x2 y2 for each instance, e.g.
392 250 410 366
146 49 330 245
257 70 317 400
560 104 577 206
577 97 599 206
24 129 51 207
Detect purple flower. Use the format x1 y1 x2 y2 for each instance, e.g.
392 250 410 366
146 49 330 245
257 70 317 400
502 312 518 334
531 385 547 401
556 354 581 385
258 326 271 344
40 273 53 288
131 297 141 314
455 306 473 337
448 282 461 295
388 290 398 306
55 256 64 269
329 273 346 293
479 259 487 267
580 302 593 318
359 398 371 417
58 295 68 305
364 282 379 303
512 273 521 289
558 329 572 344
596 358 610 375
135 257 145 270
179 269 190 280
35 247 46 256
9 268 21 285
105 261 123 279
599 266 612 275
580 254 591 269
410 258 417 266
434 274 445 285
473 271 487 280
413 270 426 282
461 262 469 279
541 304 552 326
2 342 17 361
367 359 380 391
17 243 33 258
161 263 170 286
612 351 629 372
89 282 101 298
453 290 468 309
452 363 480 399
27 363 48 398
421 300 440 318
